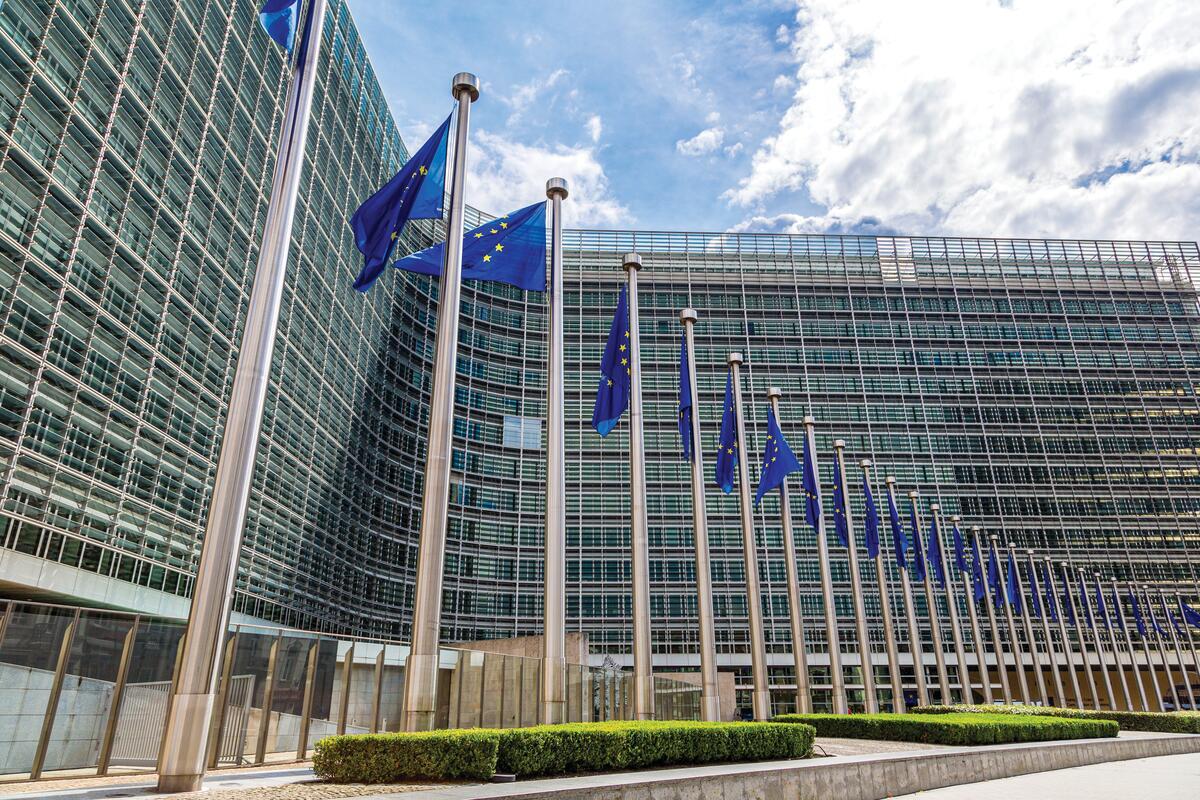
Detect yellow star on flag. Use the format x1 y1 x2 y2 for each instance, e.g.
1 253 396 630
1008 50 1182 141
482 254 491 262
418 165 428 175
495 244 504 252
474 232 483 238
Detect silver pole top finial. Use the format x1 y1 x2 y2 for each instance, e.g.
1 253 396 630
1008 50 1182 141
951 514 961 522
622 252 642 271
767 386 782 400
802 415 816 426
860 459 872 468
885 475 896 485
908 490 919 499
971 526 981 533
727 352 743 367
452 72 480 101
990 534 999 542
1027 549 1035 556
545 177 569 199
680 308 698 324
930 502 940 512
834 438 846 449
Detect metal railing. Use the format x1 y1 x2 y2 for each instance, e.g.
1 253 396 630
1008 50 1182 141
0 599 701 783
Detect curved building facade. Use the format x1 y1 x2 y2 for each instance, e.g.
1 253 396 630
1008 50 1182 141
1 0 1200 711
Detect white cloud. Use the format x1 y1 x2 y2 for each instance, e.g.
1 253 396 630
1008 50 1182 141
725 142 744 158
728 0 1200 240
706 111 721 124
466 130 630 227
503 69 569 125
585 114 603 143
676 127 726 156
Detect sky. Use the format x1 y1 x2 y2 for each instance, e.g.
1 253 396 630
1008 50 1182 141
347 0 1200 241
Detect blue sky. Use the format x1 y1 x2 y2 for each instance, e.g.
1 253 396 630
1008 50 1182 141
347 0 1200 241
346 0 815 231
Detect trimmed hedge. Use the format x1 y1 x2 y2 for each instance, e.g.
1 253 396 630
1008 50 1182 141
313 720 815 783
771 712 1117 745
494 721 814 776
914 704 1200 734
313 729 500 783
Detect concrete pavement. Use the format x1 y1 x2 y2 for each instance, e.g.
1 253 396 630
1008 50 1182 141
891 752 1200 799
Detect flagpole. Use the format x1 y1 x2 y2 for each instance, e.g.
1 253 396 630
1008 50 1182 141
1029 551 1065 707
978 530 1012 704
864 463 903 712
682 310 721 722
996 539 1030 704
1063 562 1100 710
1136 585 1166 711
889 478 927 708
1174 590 1200 708
540 178 568 725
1076 567 1115 709
962 529 993 704
1146 585 1180 710
157 3 328 790
1157 587 1193 709
807 418 847 714
1114 578 1150 711
913 495 950 705
1046 557 1083 708
1010 543 1047 705
933 505 970 704
771 390 811 714
625 253 654 720
1099 573 1132 710
831 442 876 712
726 354 771 720
400 72 479 733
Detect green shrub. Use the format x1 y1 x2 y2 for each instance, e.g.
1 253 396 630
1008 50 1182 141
495 721 814 776
312 729 500 783
312 721 814 783
914 704 1200 734
771 712 1117 745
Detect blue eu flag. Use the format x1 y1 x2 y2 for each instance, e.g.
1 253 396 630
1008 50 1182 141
1183 602 1200 629
952 523 968 573
678 335 694 462
351 113 452 292
1006 551 1022 614
714 370 737 494
926 516 946 588
830 450 850 548
1148 598 1166 637
754 408 800 506
888 489 908 570
800 429 822 534
1094 581 1111 629
862 473 881 560
970 536 986 602
1061 586 1076 625
260 0 301 53
1028 564 1043 619
1130 589 1146 637
1170 609 1185 638
591 284 631 436
1042 564 1058 622
986 541 1004 607
909 502 926 582
394 202 547 291
1077 574 1094 629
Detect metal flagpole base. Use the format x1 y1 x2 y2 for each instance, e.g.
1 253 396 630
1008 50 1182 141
402 652 440 731
157 693 214 792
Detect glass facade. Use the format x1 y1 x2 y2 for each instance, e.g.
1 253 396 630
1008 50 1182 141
1 1 1199 712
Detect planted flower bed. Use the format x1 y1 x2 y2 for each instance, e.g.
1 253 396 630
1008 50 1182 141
771 711 1117 746
313 720 815 783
